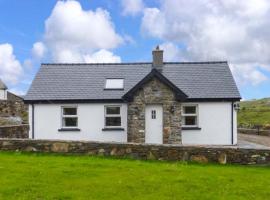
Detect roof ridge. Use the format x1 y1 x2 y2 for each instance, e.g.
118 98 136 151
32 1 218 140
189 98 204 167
41 61 228 66
41 62 152 66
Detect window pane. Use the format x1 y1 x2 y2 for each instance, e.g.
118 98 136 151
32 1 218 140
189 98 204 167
63 107 77 115
63 117 78 127
184 106 196 114
106 107 120 114
184 116 197 126
106 117 121 126
105 79 124 89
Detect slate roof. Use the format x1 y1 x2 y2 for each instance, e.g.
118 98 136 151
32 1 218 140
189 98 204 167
0 79 7 90
24 62 241 102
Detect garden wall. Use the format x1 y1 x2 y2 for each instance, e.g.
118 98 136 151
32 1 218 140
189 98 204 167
0 139 269 165
238 128 270 136
0 125 29 138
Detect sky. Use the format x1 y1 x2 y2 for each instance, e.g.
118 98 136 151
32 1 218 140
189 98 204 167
0 0 270 100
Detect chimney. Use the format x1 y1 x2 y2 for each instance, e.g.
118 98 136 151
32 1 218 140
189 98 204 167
152 45 163 70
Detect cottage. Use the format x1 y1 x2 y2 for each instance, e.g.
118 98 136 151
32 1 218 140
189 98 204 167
0 79 8 100
24 47 241 145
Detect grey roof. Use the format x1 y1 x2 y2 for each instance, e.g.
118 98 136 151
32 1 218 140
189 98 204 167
0 79 7 90
24 62 241 101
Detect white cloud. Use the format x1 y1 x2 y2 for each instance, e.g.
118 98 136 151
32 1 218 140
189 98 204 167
160 42 181 61
32 42 47 59
84 49 121 63
121 0 144 16
42 0 122 63
9 88 25 96
0 43 23 85
141 0 270 85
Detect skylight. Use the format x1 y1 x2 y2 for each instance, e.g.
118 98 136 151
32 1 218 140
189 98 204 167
105 79 124 89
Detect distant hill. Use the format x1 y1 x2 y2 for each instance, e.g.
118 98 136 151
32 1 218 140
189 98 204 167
238 98 270 129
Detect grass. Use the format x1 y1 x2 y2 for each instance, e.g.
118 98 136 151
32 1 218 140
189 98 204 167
0 152 269 199
238 98 270 129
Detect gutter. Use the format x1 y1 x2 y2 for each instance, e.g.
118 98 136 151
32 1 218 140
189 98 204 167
231 102 234 145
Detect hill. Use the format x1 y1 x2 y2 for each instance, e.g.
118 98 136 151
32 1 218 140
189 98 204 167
238 98 270 129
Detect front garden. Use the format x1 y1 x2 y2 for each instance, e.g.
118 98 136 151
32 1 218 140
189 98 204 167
0 152 269 200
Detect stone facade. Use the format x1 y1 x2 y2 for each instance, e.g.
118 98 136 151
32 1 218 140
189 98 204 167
0 139 269 165
127 77 182 144
0 125 29 138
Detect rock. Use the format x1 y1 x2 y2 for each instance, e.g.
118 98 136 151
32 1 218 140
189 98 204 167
218 153 227 164
51 143 69 152
110 148 117 156
147 151 156 160
191 155 208 163
25 146 37 152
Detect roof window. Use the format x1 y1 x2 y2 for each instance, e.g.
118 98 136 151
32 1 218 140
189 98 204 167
105 79 124 89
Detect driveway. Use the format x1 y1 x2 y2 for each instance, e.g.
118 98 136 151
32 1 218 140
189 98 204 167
238 133 270 149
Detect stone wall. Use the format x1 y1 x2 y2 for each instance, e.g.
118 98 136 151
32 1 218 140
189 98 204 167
238 128 270 136
0 100 27 118
128 77 182 144
0 139 269 165
0 125 29 138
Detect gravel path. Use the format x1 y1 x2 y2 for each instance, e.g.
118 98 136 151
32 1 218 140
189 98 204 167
238 133 270 148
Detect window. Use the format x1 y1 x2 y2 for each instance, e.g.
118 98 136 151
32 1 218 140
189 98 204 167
62 107 78 128
105 106 121 127
151 110 156 119
105 79 124 89
182 105 198 127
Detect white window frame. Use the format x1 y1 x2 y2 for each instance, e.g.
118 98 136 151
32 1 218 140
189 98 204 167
182 104 199 127
104 105 122 128
61 106 78 128
105 79 124 89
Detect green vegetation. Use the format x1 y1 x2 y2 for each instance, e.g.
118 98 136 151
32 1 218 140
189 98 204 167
238 98 270 129
0 152 269 200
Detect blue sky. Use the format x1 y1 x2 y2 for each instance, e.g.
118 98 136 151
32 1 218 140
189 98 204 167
0 0 269 100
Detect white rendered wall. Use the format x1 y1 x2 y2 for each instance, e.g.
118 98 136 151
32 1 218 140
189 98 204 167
0 90 7 100
31 103 127 142
182 102 237 145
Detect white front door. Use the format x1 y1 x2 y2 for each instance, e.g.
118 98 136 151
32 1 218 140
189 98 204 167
145 105 163 144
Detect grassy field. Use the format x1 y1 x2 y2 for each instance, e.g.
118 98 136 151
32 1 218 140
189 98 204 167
0 152 269 199
238 98 270 129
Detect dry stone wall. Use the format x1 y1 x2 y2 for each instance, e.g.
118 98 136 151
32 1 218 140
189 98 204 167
0 125 29 138
0 139 269 165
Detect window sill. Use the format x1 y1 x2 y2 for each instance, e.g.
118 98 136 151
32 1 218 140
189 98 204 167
102 128 125 131
58 128 81 132
182 127 201 130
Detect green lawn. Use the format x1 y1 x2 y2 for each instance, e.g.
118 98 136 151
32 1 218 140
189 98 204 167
0 152 269 200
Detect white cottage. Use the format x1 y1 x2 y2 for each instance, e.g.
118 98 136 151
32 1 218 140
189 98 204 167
0 79 8 100
24 47 241 145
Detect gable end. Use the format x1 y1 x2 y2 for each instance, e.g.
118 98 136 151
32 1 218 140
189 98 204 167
122 68 188 102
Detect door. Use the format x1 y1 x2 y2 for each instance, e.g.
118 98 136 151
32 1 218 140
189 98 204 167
145 105 163 144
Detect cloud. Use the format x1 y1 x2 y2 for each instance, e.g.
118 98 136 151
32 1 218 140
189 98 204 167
32 42 47 59
141 0 270 85
41 0 122 63
84 49 121 63
121 0 144 16
160 42 181 61
0 43 23 85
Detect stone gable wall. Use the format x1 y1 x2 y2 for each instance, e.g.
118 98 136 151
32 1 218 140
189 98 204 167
127 77 182 144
